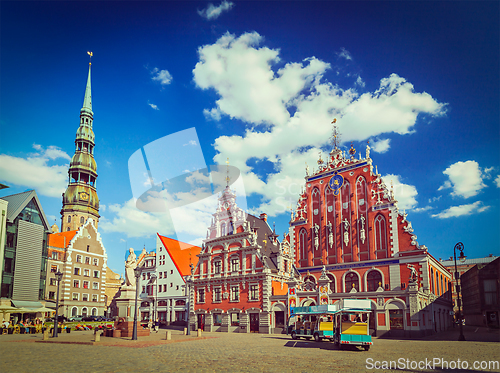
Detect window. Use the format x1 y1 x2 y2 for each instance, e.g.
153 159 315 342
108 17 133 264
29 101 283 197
374 214 388 258
158 286 162 293
198 288 205 303
214 261 221 274
80 216 84 224
73 280 80 288
86 245 90 252
51 252 59 260
93 258 98 266
92 282 99 290
72 293 79 301
163 284 167 292
389 309 404 330
68 215 71 223
85 257 90 264
176 285 179 290
50 265 58 273
484 279 498 305
92 294 98 302
93 270 99 278
82 294 89 302
71 307 78 316
299 228 307 261
345 272 359 292
250 284 258 300
230 285 239 301
175 300 186 306
326 273 336 293
159 272 162 279
170 270 173 275
214 287 221 302
142 273 146 280
231 258 239 272
367 271 383 292
48 291 55 300
231 313 239 326
74 267 81 275
170 283 173 288
83 269 90 277
142 286 145 293
164 271 168 278
50 278 57 286
76 255 82 263
213 313 222 326
221 222 226 236
83 281 89 289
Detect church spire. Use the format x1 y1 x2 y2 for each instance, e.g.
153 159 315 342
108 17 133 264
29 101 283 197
81 52 93 117
60 54 100 232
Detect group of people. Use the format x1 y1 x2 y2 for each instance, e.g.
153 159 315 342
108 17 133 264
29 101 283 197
1 318 45 333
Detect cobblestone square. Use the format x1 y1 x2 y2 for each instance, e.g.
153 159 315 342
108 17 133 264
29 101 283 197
0 326 498 373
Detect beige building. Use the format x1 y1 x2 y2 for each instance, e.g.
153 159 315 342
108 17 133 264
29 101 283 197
46 218 107 317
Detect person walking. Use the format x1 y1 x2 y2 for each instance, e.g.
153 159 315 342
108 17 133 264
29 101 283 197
154 318 160 333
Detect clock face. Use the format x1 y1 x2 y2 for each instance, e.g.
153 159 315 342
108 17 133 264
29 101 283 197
79 192 89 201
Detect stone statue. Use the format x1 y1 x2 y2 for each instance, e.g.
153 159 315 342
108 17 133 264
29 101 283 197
343 218 350 246
359 215 366 244
314 223 320 250
124 248 137 287
407 264 418 283
328 221 333 248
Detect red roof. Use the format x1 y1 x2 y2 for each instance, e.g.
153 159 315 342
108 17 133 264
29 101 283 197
48 231 78 249
157 234 202 277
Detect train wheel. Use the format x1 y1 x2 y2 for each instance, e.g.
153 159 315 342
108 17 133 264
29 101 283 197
314 333 322 342
291 331 297 340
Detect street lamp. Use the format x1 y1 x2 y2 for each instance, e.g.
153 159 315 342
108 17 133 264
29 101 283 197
185 263 194 336
132 264 142 340
149 274 157 326
53 270 63 338
453 242 466 341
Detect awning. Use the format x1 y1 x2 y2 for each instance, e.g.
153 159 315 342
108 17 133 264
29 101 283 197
11 300 43 309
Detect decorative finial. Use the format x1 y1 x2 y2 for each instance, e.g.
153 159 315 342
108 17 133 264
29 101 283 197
87 51 93 65
331 118 341 150
349 142 356 159
317 151 324 165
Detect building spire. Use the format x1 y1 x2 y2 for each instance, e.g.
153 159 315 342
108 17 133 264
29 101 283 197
82 52 93 114
331 118 341 150
225 158 230 187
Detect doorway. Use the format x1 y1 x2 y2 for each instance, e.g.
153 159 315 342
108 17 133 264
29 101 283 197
249 313 259 333
197 314 205 330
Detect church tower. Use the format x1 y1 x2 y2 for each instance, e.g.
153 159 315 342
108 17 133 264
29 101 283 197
61 54 100 232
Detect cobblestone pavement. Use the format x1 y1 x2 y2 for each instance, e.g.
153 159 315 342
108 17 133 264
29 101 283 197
0 326 498 373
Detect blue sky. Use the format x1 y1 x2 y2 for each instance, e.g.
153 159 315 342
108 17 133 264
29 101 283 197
1 1 498 275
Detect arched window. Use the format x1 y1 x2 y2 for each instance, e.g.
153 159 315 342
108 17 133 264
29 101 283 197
91 308 97 316
367 270 382 292
341 181 351 258
80 216 85 224
344 272 359 292
440 274 443 296
430 268 435 294
374 214 388 258
325 186 336 256
356 177 369 258
221 223 226 236
68 215 71 223
82 307 88 317
299 228 307 261
303 275 316 291
71 307 78 316
311 188 321 252
326 273 336 293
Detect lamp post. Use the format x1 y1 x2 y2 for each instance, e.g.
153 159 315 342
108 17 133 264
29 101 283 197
149 274 157 325
453 242 466 341
53 270 63 338
185 263 194 335
132 264 142 340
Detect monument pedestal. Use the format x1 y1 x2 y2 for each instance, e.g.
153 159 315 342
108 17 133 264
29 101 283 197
113 286 150 338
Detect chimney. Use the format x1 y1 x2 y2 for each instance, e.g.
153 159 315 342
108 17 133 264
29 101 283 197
260 213 267 222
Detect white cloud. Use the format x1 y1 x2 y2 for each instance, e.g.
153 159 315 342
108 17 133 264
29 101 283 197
203 107 222 121
148 102 159 110
438 160 486 198
0 144 70 197
432 201 490 219
412 206 433 213
495 175 500 188
151 67 172 85
370 138 391 153
381 174 418 210
198 1 234 20
193 32 446 217
338 47 352 61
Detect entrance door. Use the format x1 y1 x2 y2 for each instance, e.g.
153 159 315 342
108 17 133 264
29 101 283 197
249 313 259 333
197 314 205 330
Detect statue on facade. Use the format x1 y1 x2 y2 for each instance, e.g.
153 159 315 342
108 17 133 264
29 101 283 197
327 221 333 248
314 223 319 249
124 248 137 287
342 218 350 246
407 264 418 283
359 215 366 244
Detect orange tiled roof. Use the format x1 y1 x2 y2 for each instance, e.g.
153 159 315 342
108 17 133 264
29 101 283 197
48 230 78 249
157 234 202 278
